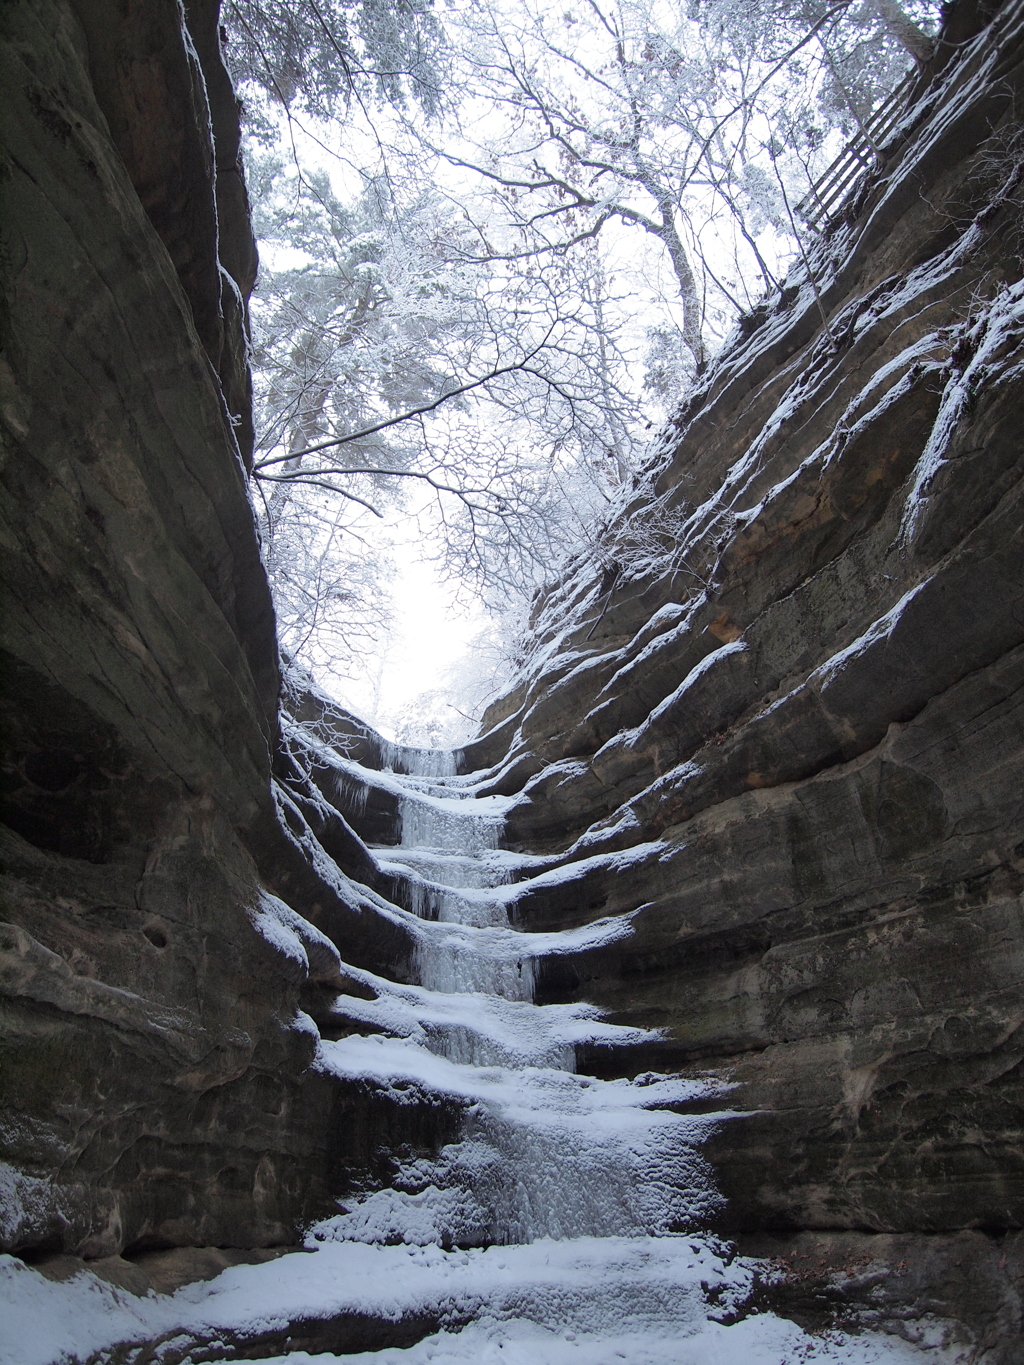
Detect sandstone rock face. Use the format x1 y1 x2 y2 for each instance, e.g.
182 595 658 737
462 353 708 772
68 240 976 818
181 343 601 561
2 0 1022 1347
465 0 1024 1238
0 0 448 1258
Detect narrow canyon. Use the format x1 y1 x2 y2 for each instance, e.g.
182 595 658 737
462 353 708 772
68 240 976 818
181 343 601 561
2 0 1023 1359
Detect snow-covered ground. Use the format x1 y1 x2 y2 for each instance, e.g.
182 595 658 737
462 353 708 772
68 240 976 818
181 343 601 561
1 1236 959 1365
1 756 962 1363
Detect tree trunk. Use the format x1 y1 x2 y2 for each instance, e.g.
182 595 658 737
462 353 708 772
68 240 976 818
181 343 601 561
873 0 934 65
656 199 706 371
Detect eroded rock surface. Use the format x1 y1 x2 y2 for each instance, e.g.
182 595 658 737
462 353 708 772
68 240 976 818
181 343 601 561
0 0 453 1258
2 0 1023 1355
465 0 1024 1243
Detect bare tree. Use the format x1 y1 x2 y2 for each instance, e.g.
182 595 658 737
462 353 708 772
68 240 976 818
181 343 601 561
228 0 940 683
246 152 652 670
402 0 939 366
222 0 444 125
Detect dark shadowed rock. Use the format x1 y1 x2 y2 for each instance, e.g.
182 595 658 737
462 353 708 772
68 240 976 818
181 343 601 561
2 0 1024 1354
0 0 451 1260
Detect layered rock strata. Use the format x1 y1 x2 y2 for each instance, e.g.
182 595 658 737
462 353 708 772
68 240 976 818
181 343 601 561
458 0 1024 1239
2 0 1023 1353
0 0 447 1257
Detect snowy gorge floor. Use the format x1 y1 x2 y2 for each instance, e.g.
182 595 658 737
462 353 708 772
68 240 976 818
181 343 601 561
1 752 965 1364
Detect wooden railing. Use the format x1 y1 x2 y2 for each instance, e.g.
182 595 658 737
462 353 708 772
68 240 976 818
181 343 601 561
798 72 916 227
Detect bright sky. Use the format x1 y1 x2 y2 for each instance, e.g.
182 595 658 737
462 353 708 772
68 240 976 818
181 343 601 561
322 517 496 741
249 4 849 742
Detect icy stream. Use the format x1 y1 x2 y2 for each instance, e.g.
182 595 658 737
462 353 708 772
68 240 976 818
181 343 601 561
288 755 951 1361
316 765 722 1245
1 750 957 1363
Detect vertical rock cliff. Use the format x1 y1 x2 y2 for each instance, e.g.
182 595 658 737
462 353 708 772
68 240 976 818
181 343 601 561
455 0 1024 1273
2 0 1023 1352
0 0 440 1259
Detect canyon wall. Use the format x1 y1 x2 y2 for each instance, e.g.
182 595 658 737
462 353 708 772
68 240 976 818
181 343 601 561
0 0 444 1260
456 0 1024 1240
1 0 1022 1346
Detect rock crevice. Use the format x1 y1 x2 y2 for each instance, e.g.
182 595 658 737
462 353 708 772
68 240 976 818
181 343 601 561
1 0 1022 1351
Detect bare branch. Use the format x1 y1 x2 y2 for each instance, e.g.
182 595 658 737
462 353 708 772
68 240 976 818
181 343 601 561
254 327 556 468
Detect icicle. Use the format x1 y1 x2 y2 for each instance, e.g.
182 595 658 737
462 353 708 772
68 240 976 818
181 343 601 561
399 795 503 852
383 848 513 891
333 768 370 815
379 741 460 778
415 929 537 1003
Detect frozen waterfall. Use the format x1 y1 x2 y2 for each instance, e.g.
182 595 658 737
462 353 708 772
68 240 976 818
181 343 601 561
2 746 940 1365
297 753 929 1360
319 760 723 1239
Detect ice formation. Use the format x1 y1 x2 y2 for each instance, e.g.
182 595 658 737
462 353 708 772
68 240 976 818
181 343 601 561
1 751 958 1363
